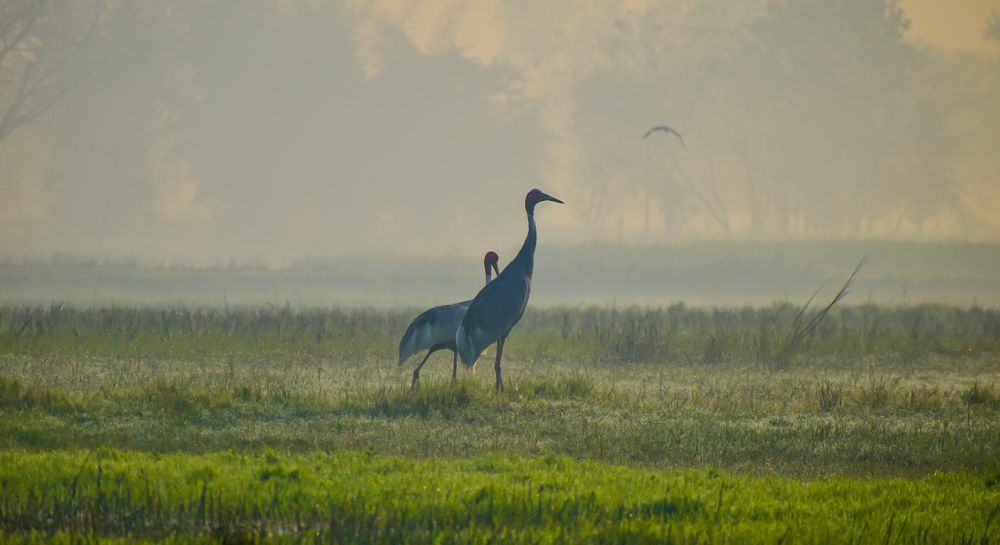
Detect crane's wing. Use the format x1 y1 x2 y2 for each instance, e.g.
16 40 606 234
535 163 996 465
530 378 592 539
456 275 530 367
398 300 470 364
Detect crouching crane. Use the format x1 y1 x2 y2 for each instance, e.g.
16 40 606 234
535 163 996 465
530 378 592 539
457 189 563 391
398 251 501 389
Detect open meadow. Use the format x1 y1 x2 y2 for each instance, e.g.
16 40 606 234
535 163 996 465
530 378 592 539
4 0 1000 540
1 300 999 543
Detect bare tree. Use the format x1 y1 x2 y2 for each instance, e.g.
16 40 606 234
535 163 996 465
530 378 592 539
0 0 137 143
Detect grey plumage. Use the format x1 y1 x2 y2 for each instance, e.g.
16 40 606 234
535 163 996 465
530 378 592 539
457 189 563 391
398 251 499 388
397 301 470 365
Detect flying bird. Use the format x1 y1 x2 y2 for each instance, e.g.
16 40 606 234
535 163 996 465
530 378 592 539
457 189 563 392
643 125 685 147
398 251 500 389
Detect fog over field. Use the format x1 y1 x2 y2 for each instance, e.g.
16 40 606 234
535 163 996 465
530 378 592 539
3 241 999 307
2 0 1000 268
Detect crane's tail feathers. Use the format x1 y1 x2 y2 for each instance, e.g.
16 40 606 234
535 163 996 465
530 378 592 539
398 337 413 366
398 318 430 366
398 335 418 366
455 326 481 369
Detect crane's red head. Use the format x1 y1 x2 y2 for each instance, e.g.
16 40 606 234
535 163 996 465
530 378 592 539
525 188 564 214
483 251 500 280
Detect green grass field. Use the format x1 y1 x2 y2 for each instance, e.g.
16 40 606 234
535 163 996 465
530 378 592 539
1 303 999 543
0 450 997 544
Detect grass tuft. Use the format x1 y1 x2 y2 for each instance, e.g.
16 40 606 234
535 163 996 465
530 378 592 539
0 375 21 407
814 380 844 412
344 381 493 418
512 374 595 401
961 382 999 408
775 257 865 367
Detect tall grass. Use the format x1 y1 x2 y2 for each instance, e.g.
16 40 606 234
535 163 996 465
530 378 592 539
3 302 998 365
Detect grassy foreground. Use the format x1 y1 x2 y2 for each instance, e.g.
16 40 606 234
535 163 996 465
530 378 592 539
1 302 999 542
2 376 999 478
1 449 998 544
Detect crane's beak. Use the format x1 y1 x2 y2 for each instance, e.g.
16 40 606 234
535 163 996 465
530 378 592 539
491 262 500 277
542 192 564 204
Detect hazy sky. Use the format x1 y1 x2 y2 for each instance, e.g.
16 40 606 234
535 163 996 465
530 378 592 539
1 0 998 265
903 0 1000 54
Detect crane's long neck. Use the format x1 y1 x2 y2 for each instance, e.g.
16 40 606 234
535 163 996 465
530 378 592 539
512 212 537 279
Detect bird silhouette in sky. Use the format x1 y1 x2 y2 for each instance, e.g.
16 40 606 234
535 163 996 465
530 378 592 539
643 125 684 147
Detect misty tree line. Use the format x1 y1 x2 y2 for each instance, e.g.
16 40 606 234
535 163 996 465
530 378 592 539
0 0 153 143
574 0 1000 238
2 0 999 240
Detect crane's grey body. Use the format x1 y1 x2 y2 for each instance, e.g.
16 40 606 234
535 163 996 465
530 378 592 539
457 189 562 391
456 217 535 367
398 252 498 389
398 299 470 362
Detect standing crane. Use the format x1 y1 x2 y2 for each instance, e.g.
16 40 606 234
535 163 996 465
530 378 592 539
398 251 500 389
456 189 563 391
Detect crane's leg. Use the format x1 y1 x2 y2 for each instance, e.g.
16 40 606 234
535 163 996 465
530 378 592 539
411 350 433 390
451 350 458 382
494 337 506 393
